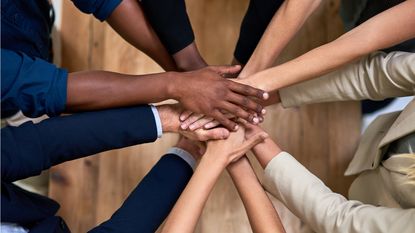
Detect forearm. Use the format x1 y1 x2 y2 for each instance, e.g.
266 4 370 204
161 153 226 233
246 0 415 92
263 152 415 233
240 0 321 78
227 157 285 233
107 0 177 71
279 51 415 108
90 153 193 233
66 70 178 112
141 0 206 71
251 138 283 169
1 105 158 182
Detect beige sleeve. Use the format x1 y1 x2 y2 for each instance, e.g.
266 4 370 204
263 152 415 233
280 51 415 108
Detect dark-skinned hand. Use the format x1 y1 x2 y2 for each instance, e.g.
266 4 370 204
171 65 269 131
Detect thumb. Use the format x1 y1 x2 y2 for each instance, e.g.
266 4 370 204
230 132 268 162
209 65 241 75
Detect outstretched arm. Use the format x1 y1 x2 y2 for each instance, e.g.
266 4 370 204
239 0 322 78
106 0 177 71
242 0 415 92
66 66 267 130
179 0 322 129
247 125 415 233
161 129 268 233
1 49 267 130
279 51 415 108
140 0 207 71
227 157 285 233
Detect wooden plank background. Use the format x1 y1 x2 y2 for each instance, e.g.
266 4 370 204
49 0 361 232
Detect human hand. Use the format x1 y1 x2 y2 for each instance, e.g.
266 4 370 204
205 127 268 165
170 65 269 131
242 121 266 139
179 111 263 131
156 104 230 141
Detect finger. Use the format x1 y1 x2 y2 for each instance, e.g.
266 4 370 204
212 110 238 131
188 117 214 131
220 102 258 124
231 132 269 160
197 127 230 141
180 110 194 121
204 120 220 129
228 80 268 100
181 113 204 130
203 111 234 129
227 93 265 115
209 65 241 76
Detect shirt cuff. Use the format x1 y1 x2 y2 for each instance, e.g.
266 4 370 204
279 86 303 108
150 105 162 138
167 147 197 171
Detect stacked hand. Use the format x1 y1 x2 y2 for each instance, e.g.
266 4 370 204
204 126 269 165
177 71 282 133
172 65 269 131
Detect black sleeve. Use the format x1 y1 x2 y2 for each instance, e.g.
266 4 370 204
89 153 193 233
1 105 158 182
234 0 284 64
141 0 195 54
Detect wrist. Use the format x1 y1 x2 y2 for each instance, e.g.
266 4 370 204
166 72 183 101
253 138 282 168
176 137 203 161
202 150 229 170
156 104 181 133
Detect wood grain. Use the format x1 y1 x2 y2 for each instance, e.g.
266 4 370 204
49 0 360 232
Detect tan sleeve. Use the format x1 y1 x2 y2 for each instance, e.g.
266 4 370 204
280 51 415 108
263 152 415 233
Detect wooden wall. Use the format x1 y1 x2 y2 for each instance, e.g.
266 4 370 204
49 0 360 232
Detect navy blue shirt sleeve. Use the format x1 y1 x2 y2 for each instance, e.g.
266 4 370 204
1 49 68 118
1 105 158 182
88 153 193 233
71 0 122 21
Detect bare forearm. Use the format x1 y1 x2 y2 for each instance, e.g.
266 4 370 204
66 71 177 112
227 157 285 233
107 0 177 71
246 0 415 92
252 138 282 169
161 153 226 233
240 0 321 78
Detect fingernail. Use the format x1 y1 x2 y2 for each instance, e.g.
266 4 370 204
259 117 264 122
189 125 194 130
253 117 259 124
180 124 187 130
180 116 185 121
234 125 239 131
261 109 266 115
263 92 269 100
205 123 212 129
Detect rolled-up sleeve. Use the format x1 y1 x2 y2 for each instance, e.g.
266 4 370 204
1 49 68 118
71 0 122 21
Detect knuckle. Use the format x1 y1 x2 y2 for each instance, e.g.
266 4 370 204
243 85 250 93
236 109 246 118
257 104 263 112
242 97 249 106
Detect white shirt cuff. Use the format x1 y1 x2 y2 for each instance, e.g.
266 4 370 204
150 105 163 138
167 147 197 171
